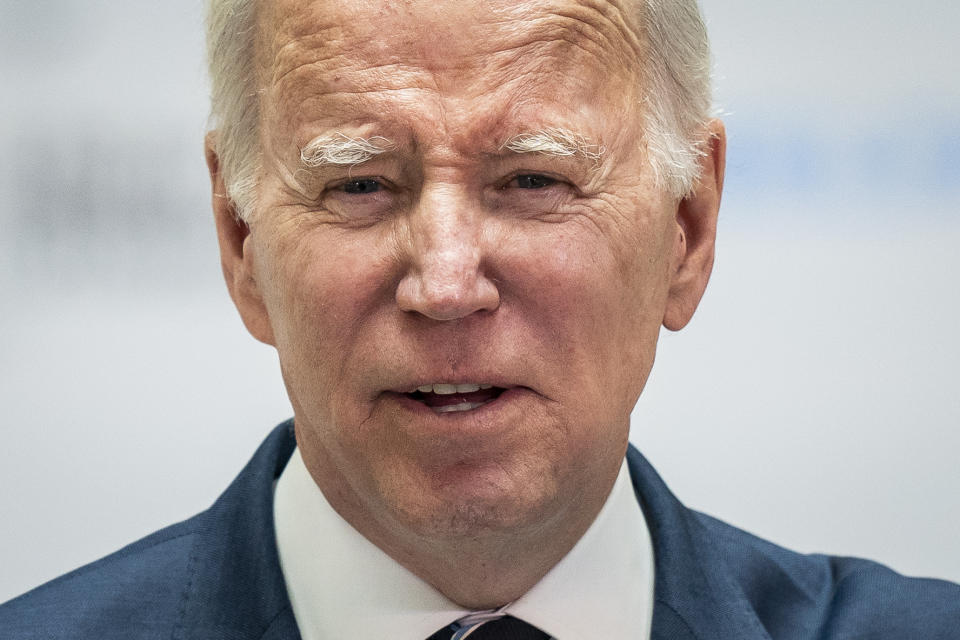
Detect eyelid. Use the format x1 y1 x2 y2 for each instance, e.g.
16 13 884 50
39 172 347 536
504 169 563 183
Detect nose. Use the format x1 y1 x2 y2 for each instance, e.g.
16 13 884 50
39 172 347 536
395 187 500 321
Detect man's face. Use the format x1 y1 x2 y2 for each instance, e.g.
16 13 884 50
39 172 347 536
214 0 720 543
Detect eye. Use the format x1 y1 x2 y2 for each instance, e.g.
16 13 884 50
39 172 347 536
511 174 558 189
341 178 382 194
320 175 399 224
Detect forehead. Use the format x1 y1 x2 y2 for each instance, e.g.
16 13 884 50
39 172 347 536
257 0 646 150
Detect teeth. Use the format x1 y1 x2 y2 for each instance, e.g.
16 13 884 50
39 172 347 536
433 384 457 395
434 401 488 413
415 383 489 394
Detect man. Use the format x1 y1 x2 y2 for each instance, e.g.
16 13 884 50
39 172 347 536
1 0 958 638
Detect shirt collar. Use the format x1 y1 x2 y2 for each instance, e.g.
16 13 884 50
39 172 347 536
273 447 654 640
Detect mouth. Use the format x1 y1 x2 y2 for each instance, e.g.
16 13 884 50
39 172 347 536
403 383 508 414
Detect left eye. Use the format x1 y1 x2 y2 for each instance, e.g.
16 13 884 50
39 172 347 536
341 178 382 194
511 174 557 189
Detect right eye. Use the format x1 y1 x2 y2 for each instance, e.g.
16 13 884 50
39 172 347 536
320 176 399 223
510 174 559 190
341 178 383 195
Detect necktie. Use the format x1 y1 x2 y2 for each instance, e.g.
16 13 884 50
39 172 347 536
426 611 552 640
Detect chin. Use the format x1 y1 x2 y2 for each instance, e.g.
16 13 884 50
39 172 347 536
380 458 562 539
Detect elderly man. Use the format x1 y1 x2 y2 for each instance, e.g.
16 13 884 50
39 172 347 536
2 0 958 638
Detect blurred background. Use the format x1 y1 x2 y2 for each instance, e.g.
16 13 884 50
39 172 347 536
1 0 958 602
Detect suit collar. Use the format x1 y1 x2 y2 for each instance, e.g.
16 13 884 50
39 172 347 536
627 446 771 640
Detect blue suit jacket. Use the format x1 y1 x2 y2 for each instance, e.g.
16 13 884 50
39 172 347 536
2 420 958 639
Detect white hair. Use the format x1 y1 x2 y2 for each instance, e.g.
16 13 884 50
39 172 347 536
639 0 714 198
502 128 605 164
295 128 600 176
206 0 713 221
300 133 395 168
207 0 260 221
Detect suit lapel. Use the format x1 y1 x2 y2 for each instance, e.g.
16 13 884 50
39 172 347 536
627 447 772 640
174 421 302 640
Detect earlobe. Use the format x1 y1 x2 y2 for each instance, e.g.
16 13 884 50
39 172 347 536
205 133 276 346
662 120 726 331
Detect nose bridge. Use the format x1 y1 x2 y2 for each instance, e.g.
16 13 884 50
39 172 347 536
418 190 480 285
396 184 499 320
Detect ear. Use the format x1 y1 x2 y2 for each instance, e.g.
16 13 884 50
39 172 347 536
205 133 276 345
662 119 726 331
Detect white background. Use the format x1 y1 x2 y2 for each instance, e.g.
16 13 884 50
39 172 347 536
1 0 958 602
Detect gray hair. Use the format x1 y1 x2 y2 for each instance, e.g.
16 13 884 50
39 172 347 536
206 0 713 222
300 133 395 168
296 128 602 172
502 128 605 164
207 0 260 220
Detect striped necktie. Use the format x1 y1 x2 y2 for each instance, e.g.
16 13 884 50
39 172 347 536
426 609 552 640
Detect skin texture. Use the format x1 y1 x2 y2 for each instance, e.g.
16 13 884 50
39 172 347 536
206 0 725 608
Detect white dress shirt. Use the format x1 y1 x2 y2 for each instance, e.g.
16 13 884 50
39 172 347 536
274 448 655 639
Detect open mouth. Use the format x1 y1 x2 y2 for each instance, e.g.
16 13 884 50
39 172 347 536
405 383 507 414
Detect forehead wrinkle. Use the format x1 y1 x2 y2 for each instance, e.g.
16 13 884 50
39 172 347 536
267 31 339 89
264 1 642 95
267 76 440 165
256 2 340 93
260 8 435 109
478 0 645 75
564 0 644 56
270 55 436 111
260 0 648 174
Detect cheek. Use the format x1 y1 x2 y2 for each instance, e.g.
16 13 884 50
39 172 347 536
256 226 396 390
497 217 670 407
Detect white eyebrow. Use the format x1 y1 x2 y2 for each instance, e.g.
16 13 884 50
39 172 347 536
501 127 605 163
299 132 395 168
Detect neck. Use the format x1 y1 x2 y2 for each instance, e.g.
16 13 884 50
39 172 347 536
303 453 616 609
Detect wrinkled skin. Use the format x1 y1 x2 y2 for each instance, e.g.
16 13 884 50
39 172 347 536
207 0 724 607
